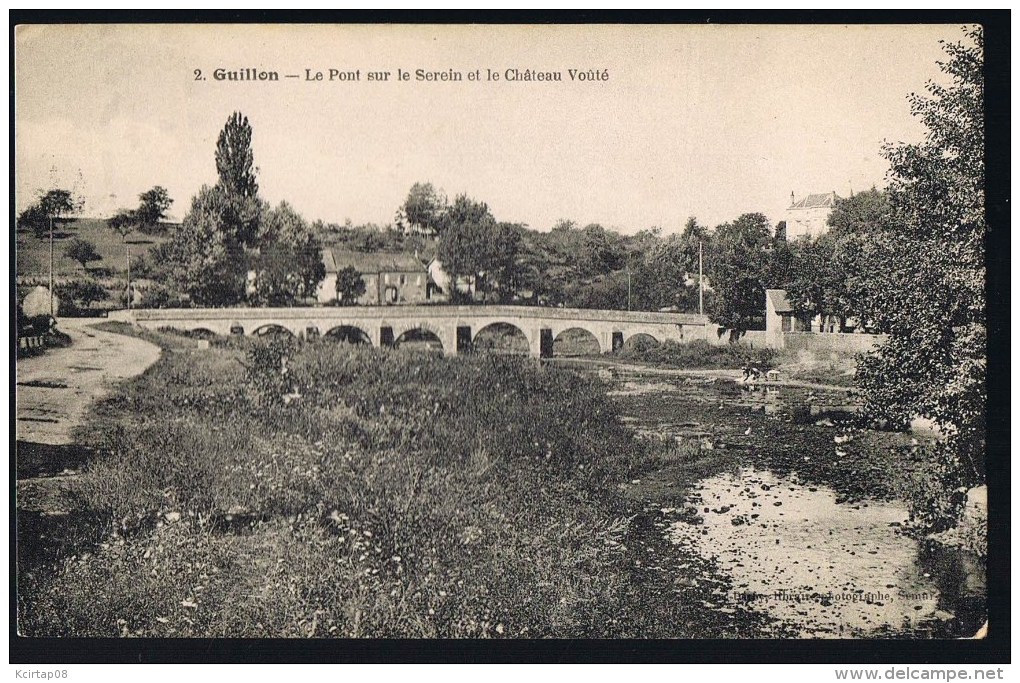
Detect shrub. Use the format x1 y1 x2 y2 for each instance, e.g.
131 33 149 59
54 279 109 315
139 282 189 308
904 442 967 534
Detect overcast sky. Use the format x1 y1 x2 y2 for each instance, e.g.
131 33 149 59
15 23 961 234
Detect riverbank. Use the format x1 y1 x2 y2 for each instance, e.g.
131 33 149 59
17 326 982 638
553 356 853 393
603 365 986 638
19 328 781 638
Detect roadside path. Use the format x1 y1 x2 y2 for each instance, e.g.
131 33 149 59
16 318 162 446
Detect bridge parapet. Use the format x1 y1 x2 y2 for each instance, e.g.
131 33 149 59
115 305 713 357
123 305 708 326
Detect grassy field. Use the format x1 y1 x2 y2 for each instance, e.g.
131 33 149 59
19 326 774 638
15 219 169 280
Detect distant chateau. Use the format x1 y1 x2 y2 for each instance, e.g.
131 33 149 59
781 191 840 240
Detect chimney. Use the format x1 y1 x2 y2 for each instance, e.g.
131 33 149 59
790 191 795 206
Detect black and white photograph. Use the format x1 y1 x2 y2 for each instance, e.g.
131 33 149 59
12 17 1003 663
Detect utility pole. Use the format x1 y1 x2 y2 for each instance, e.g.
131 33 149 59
627 270 632 311
125 237 132 310
48 215 54 318
698 239 704 316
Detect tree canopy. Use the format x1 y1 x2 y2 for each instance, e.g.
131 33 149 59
156 184 250 306
215 112 259 199
852 28 986 499
153 113 324 307
136 186 174 233
705 212 776 332
249 202 326 306
437 195 500 300
335 266 367 305
63 238 103 271
400 182 447 236
18 188 83 238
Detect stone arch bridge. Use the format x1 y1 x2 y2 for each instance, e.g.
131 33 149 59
109 305 713 357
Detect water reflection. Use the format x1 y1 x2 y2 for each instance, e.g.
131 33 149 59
670 467 941 637
601 367 986 638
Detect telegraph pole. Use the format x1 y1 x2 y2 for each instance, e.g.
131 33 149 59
698 239 704 315
125 237 132 310
627 270 632 311
48 215 54 318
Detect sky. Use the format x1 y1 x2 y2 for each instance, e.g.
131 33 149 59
15 23 962 234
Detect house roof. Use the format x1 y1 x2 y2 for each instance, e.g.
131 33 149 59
326 249 425 274
766 288 795 314
789 192 839 210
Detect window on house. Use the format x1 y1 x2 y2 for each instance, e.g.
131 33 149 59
782 315 792 332
400 274 406 286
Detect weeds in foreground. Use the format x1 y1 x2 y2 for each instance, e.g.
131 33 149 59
21 335 722 638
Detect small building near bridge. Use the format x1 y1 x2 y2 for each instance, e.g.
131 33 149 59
316 249 432 305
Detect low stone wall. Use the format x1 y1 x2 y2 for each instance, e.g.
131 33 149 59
699 326 769 348
781 331 884 354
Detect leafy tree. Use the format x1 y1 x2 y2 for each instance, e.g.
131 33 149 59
775 188 898 331
155 112 264 305
400 182 447 236
215 112 262 246
19 188 83 238
216 112 259 200
630 232 699 312
575 223 626 277
154 185 249 306
136 186 174 234
851 27 986 513
437 195 499 300
489 222 524 301
108 209 139 306
63 237 103 271
335 266 367 305
570 273 630 310
249 202 326 305
17 203 49 236
706 212 776 332
39 189 81 225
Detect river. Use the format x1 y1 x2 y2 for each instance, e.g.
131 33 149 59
588 363 986 639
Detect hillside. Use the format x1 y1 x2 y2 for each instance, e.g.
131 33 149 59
16 218 173 280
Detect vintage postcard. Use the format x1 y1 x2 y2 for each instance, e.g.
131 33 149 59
14 21 993 660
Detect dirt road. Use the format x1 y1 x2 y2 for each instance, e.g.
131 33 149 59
16 318 161 446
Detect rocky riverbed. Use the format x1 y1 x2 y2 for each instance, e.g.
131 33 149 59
601 365 986 639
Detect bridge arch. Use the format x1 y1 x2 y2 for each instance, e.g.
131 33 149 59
251 323 295 338
323 324 372 345
186 327 218 340
622 332 661 352
552 327 602 357
473 322 530 355
393 326 444 353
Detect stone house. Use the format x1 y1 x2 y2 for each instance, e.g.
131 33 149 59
316 249 432 305
426 258 476 302
783 191 840 240
765 288 810 347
